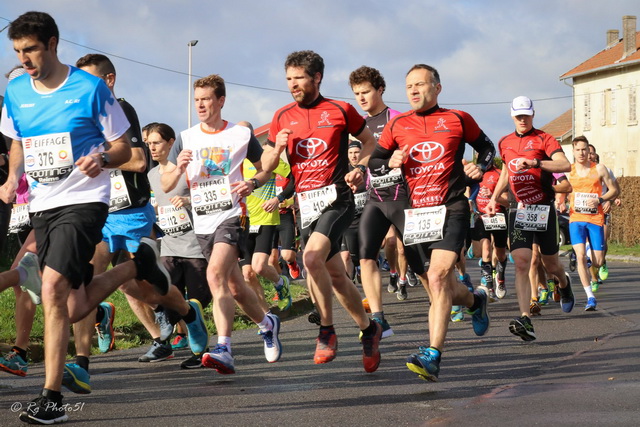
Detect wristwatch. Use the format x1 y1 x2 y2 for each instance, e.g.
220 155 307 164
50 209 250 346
355 164 366 174
250 177 261 189
100 152 110 168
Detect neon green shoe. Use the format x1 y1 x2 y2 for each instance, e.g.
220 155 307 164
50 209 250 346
599 263 609 281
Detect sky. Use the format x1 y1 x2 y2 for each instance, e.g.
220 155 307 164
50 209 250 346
1 1 639 145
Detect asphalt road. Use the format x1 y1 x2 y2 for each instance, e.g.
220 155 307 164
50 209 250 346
1 259 639 426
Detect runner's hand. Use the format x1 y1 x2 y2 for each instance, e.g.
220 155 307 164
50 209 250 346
389 146 408 169
602 200 612 214
275 129 292 153
170 195 189 208
485 200 497 215
0 181 17 204
262 197 280 213
76 154 102 178
231 180 253 197
463 159 483 180
176 149 193 173
345 168 364 192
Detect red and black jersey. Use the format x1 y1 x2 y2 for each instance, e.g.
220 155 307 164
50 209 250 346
475 167 504 214
377 106 494 209
268 96 366 200
498 128 562 205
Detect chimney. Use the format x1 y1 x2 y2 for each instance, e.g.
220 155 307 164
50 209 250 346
607 29 619 47
622 15 637 59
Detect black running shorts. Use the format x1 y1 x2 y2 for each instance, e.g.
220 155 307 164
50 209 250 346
300 201 354 260
508 205 559 255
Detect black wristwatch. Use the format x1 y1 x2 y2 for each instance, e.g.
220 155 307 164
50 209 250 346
250 177 261 189
355 164 366 175
100 152 110 168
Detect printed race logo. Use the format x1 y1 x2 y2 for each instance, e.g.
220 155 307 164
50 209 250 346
409 142 445 164
295 138 327 159
508 158 526 174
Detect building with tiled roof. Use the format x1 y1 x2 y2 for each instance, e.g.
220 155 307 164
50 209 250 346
560 15 639 176
541 109 573 146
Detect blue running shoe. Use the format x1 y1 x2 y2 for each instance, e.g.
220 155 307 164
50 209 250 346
508 253 514 263
459 273 474 292
202 344 235 374
186 299 209 355
0 349 28 377
260 313 282 363
275 275 292 311
96 301 115 353
406 346 441 382
466 246 474 259
171 334 189 350
470 286 490 336
585 297 597 311
62 363 91 394
450 306 464 322
560 273 575 313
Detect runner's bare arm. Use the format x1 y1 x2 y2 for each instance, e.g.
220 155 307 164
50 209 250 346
0 139 24 203
486 166 509 215
519 151 571 173
114 146 146 173
162 150 192 193
76 135 132 178
262 129 291 173
597 163 620 213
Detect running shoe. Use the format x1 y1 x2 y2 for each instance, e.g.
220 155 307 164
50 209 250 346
0 348 28 377
288 261 301 280
202 344 235 374
387 273 398 293
460 273 474 292
275 275 292 311
171 334 189 350
509 315 536 341
397 284 408 301
314 328 338 364
586 256 592 268
550 278 561 302
138 341 174 362
62 363 91 394
590 280 600 293
599 263 609 281
372 316 394 338
180 351 206 369
362 298 371 314
470 287 490 336
96 301 116 353
508 253 514 263
450 306 464 322
529 300 542 316
17 252 42 305
186 299 209 355
308 309 321 326
355 266 362 284
407 268 419 287
560 273 575 313
260 313 282 363
406 346 441 382
495 279 507 299
569 249 577 272
487 288 497 302
361 321 382 373
19 393 68 425
538 288 550 305
380 255 390 271
466 246 474 259
134 237 170 295
585 297 597 311
154 309 174 341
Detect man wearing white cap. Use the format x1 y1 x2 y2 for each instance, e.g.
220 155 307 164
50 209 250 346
485 96 575 341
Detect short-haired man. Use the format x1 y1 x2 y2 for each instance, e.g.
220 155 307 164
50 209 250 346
0 11 169 424
486 96 575 342
370 63 494 381
164 74 281 375
261 50 383 372
567 136 619 309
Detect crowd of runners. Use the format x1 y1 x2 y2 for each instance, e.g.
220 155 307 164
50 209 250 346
0 11 622 425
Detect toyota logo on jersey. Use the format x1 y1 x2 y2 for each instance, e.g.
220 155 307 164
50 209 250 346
296 138 327 159
409 142 445 164
507 158 527 174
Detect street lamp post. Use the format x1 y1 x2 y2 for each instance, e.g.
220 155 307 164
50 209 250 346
187 40 198 128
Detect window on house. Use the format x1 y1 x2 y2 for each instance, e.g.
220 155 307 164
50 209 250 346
600 90 607 126
584 94 591 131
630 84 638 126
611 89 616 125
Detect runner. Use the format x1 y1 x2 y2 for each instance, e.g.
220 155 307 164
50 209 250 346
486 96 575 342
269 171 299 280
567 136 619 310
0 12 170 424
370 63 494 381
164 74 281 374
261 50 383 372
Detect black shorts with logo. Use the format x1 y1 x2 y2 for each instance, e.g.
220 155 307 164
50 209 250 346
508 204 559 256
300 201 354 260
472 214 508 249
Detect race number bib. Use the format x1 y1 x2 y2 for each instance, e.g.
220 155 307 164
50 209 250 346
403 205 447 245
109 170 132 213
249 224 261 234
8 203 30 234
354 191 368 215
514 204 550 231
191 175 233 215
297 184 337 229
157 205 193 236
481 213 507 231
23 132 74 183
370 168 403 189
574 192 598 214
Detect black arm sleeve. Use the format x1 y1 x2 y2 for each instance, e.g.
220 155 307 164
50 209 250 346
469 130 496 172
246 134 263 163
278 172 295 201
368 144 395 176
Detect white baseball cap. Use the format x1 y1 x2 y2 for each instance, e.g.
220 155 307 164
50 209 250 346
510 96 534 117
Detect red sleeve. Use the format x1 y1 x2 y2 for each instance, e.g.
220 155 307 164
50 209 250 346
267 110 282 144
458 110 482 143
345 103 367 136
543 132 562 158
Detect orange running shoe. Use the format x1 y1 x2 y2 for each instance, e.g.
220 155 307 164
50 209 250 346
362 298 371 313
314 329 338 364
361 321 382 373
288 261 301 280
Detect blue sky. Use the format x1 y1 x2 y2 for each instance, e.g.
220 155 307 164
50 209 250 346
1 1 638 145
